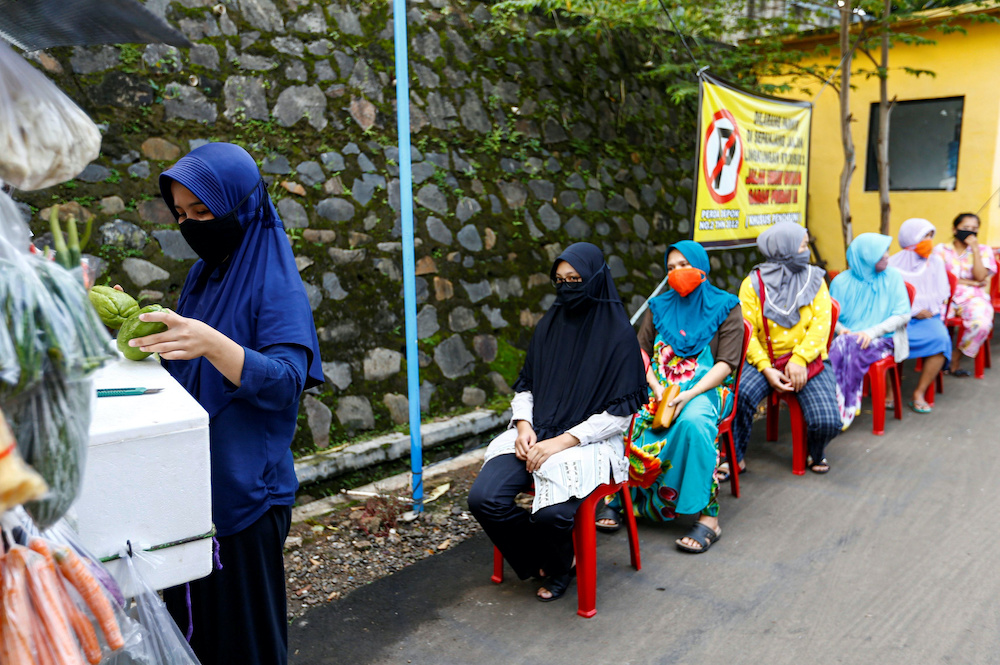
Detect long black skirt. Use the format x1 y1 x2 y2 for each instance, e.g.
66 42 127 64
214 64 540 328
164 504 292 665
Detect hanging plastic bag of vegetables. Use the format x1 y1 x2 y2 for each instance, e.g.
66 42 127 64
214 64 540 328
0 189 112 527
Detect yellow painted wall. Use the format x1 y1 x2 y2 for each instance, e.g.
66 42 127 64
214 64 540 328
766 16 1000 270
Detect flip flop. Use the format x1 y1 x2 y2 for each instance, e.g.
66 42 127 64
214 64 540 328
537 568 576 602
809 458 830 474
595 503 621 533
945 368 972 378
907 400 932 414
675 521 721 554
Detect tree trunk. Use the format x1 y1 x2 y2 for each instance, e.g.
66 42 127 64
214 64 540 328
877 0 891 235
838 3 855 251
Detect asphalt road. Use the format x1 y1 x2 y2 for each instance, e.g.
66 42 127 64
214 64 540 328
290 359 1000 665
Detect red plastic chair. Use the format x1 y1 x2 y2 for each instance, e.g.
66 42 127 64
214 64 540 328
490 421 642 619
945 271 991 379
857 282 914 435
765 300 839 475
717 318 753 498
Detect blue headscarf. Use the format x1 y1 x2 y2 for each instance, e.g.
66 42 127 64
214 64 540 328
158 143 323 418
830 233 910 334
648 240 740 357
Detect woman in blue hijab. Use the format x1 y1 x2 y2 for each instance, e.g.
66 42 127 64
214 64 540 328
469 243 646 602
598 240 742 555
127 143 323 665
829 233 911 431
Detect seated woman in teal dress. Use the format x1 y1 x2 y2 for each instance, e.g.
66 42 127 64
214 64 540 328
597 240 742 554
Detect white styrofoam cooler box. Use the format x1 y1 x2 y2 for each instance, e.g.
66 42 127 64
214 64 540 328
75 353 213 591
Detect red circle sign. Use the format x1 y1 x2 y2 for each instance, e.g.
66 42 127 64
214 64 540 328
702 109 743 205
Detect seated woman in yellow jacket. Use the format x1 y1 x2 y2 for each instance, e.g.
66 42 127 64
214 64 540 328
731 223 841 475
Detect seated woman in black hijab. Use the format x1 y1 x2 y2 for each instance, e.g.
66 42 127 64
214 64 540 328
468 243 646 602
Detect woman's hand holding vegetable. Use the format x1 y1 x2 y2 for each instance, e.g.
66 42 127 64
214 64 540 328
129 309 246 387
514 420 537 461
525 433 579 473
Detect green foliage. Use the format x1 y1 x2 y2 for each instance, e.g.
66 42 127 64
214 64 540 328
490 338 527 386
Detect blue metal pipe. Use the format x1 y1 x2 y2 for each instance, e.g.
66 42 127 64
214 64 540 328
391 0 423 512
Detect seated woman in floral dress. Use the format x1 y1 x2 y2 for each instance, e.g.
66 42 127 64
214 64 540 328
468 242 646 602
596 240 742 554
829 233 911 430
933 212 997 376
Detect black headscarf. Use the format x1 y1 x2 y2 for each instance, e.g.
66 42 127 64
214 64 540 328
512 242 647 440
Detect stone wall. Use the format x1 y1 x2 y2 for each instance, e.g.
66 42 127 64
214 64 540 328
14 0 756 457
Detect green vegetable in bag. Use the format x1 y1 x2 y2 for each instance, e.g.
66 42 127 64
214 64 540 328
87 285 139 330
116 305 167 361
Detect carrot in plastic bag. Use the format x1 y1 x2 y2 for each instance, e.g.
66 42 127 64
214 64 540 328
29 538 101 664
54 544 123 650
1 548 36 663
12 545 85 665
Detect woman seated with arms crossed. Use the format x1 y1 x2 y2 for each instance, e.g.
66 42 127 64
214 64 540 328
829 233 911 430
933 212 997 377
888 218 952 412
468 242 646 602
733 222 840 475
596 241 742 554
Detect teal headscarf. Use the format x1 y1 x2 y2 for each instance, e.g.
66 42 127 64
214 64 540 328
648 240 740 357
830 233 910 334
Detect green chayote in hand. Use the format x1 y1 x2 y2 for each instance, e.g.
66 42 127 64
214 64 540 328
116 304 168 361
88 285 139 329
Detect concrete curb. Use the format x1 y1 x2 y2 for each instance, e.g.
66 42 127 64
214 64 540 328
292 446 487 523
293 407 508 487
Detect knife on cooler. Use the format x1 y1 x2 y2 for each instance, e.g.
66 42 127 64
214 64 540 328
96 388 164 398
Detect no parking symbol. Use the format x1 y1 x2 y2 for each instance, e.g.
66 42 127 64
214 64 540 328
702 109 743 204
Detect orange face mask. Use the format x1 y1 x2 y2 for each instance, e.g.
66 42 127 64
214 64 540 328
912 238 933 258
667 267 706 297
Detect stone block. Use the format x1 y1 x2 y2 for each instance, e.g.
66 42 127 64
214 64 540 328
417 305 440 339
317 198 355 222
336 396 375 430
462 387 487 407
481 305 509 329
433 335 476 379
273 85 327 130
322 361 352 390
434 277 454 301
364 348 403 381
322 272 349 300
123 258 169 287
473 335 497 363
383 394 409 425
461 279 491 303
152 229 198 261
303 395 332 449
141 138 181 161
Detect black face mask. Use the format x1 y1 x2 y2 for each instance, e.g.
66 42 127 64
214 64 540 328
555 281 589 309
179 182 262 267
955 229 977 243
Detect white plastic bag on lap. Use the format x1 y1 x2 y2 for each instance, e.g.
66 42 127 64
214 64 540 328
0 40 102 190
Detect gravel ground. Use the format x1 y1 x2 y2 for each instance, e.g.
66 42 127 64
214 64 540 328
285 464 484 619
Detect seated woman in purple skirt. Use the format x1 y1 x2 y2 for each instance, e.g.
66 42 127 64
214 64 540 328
829 233 911 430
